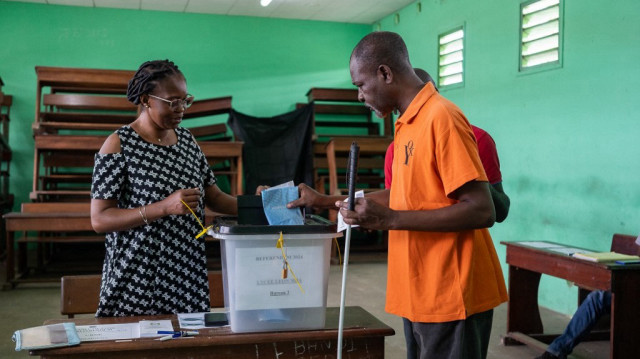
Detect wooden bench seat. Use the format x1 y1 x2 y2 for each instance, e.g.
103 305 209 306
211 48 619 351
61 270 225 318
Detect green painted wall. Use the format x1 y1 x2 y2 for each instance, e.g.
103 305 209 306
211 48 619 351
378 0 640 315
0 1 369 207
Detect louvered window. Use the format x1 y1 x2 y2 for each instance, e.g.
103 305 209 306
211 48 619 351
520 0 562 70
438 27 464 87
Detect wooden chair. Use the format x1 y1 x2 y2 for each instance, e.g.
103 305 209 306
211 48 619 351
313 136 391 200
35 93 137 134
576 233 640 336
0 80 13 210
610 233 640 256
302 87 393 139
33 66 136 135
61 270 225 318
198 141 244 196
31 135 106 201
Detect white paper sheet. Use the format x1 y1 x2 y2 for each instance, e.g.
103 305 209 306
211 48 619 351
518 241 565 248
76 320 174 342
337 190 364 232
76 323 139 342
138 320 173 337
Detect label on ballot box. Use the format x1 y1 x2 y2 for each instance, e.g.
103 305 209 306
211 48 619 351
235 245 325 310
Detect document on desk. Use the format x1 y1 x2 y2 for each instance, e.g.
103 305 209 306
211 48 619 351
76 320 173 341
518 241 592 256
177 312 207 329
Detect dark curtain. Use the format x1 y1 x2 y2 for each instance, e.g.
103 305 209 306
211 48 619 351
227 104 314 194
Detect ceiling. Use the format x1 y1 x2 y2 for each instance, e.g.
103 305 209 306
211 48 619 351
4 0 418 24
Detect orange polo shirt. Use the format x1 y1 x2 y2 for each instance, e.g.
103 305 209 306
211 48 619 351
387 83 508 323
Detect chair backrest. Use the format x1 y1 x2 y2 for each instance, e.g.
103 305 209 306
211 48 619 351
611 233 640 256
61 271 225 318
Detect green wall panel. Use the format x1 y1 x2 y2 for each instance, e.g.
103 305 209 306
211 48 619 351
378 0 640 315
0 1 369 208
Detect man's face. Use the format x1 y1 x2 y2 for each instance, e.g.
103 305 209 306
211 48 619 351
350 57 393 119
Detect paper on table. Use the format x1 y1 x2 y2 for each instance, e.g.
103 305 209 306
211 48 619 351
518 241 565 249
337 190 364 232
177 312 207 329
75 323 139 342
547 247 592 256
75 320 174 342
138 320 173 337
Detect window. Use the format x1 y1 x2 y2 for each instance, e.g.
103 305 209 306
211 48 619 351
520 0 563 70
438 26 464 87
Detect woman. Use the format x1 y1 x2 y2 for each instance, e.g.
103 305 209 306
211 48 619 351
90 60 237 316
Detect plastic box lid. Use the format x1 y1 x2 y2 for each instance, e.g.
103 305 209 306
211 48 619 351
212 214 337 235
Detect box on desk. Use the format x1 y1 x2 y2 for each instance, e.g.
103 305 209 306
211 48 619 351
209 215 341 333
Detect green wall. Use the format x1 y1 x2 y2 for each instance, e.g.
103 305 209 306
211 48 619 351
0 1 369 207
2 0 639 317
378 0 640 315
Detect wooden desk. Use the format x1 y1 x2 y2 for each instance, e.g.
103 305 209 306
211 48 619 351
501 241 640 359
3 209 222 289
32 306 394 358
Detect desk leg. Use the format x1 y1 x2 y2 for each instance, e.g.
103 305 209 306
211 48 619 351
505 265 543 342
4 229 14 289
610 270 640 359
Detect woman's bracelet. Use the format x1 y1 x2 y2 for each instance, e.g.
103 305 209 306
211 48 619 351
139 205 149 225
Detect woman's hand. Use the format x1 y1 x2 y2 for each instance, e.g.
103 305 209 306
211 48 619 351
163 188 201 215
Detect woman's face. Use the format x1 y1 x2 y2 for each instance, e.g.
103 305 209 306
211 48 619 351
144 74 188 130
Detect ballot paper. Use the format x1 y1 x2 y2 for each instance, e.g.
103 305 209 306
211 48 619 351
337 190 364 232
75 320 173 342
261 181 304 226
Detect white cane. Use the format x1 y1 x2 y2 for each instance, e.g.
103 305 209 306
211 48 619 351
337 141 359 359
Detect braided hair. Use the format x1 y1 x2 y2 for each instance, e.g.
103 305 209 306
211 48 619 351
126 60 183 105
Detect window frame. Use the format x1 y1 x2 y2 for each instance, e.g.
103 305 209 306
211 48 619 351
437 24 466 90
518 0 564 74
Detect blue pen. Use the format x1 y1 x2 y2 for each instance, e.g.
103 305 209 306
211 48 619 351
157 330 199 336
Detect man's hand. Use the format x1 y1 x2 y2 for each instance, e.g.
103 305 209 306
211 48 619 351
336 197 395 231
286 183 323 209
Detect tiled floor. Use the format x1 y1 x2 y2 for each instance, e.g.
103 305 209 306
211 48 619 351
0 254 609 358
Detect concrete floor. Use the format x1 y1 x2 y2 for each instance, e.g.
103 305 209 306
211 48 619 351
0 254 609 358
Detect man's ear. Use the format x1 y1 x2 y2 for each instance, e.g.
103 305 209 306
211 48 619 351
378 65 393 84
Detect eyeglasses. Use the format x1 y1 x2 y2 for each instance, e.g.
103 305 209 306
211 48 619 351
148 94 195 110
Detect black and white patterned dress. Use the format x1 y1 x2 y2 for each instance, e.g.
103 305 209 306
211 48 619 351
91 125 216 317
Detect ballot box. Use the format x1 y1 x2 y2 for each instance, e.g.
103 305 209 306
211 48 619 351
209 215 341 333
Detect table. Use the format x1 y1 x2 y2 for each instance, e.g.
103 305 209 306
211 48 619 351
3 209 222 289
31 306 395 358
3 211 94 289
501 241 640 359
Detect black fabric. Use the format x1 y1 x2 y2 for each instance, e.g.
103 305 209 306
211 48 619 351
227 104 314 193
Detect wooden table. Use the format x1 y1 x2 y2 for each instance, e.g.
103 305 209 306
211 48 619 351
3 209 222 289
31 306 395 358
501 241 640 359
3 211 94 289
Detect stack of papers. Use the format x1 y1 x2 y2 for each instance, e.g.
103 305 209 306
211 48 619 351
572 251 640 263
75 320 173 342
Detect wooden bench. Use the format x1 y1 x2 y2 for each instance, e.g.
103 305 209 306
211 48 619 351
313 136 391 198
31 135 106 201
0 78 13 211
61 270 225 318
304 87 393 139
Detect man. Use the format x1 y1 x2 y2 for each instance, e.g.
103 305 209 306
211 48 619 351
288 31 508 359
385 68 510 222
